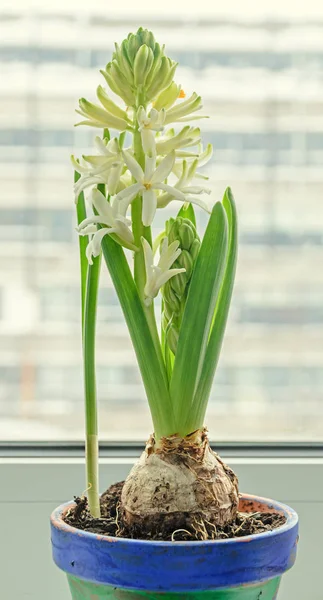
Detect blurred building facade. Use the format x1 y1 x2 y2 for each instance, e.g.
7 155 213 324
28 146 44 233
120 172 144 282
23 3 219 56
1 12 323 440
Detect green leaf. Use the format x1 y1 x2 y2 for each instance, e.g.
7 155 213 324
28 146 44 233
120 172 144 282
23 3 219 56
170 201 229 433
100 234 176 439
177 202 196 227
185 187 238 433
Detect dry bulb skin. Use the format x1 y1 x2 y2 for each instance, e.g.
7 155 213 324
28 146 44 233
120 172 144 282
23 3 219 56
121 429 239 534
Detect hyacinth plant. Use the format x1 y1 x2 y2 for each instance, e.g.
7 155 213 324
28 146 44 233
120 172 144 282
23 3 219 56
73 28 239 533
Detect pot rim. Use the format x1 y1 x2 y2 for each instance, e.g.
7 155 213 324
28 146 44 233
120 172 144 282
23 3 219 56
51 492 298 546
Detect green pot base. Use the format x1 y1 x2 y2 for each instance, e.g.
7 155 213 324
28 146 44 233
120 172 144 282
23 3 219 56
67 575 281 600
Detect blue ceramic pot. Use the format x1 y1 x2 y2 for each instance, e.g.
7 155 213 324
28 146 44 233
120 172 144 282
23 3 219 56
51 493 298 599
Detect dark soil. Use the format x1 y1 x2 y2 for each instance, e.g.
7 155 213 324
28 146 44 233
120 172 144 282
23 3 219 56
64 481 286 541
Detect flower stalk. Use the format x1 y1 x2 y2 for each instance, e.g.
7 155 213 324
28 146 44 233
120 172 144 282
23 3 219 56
75 172 101 517
74 171 88 331
83 254 101 518
131 121 164 362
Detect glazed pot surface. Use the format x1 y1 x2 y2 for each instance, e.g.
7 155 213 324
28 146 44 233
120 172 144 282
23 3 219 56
51 493 298 595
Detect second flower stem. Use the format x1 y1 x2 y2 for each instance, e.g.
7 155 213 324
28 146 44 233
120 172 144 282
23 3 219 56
83 255 101 518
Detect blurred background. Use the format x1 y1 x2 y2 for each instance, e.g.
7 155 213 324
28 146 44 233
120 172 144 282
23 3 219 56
1 1 323 441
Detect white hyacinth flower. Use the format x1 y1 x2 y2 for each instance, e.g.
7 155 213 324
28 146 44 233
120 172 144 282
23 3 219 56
72 137 123 200
142 237 185 306
157 159 211 212
156 126 201 156
115 150 186 227
164 92 207 126
77 188 137 264
173 143 214 180
75 97 129 131
137 106 166 154
153 82 183 111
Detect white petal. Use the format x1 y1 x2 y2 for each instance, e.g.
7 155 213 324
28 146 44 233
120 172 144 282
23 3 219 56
187 159 199 180
77 216 104 232
106 137 120 155
141 128 156 155
94 136 110 155
77 224 98 235
122 150 144 183
182 186 211 195
86 241 94 265
160 245 181 271
175 150 200 158
198 143 213 167
166 93 199 116
91 227 115 255
160 236 169 255
75 118 107 128
74 175 102 198
150 152 175 184
114 219 135 245
167 240 182 256
156 268 186 289
144 155 156 182
137 106 147 128
177 160 190 187
185 195 211 213
193 172 209 181
111 195 127 218
142 188 157 227
82 155 109 167
156 183 186 202
71 155 88 173
149 108 159 124
115 182 143 202
157 108 166 128
92 189 114 223
141 237 154 281
107 162 123 196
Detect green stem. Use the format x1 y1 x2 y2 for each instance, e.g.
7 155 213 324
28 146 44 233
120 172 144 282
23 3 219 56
131 117 165 377
74 171 88 336
83 255 101 517
75 171 101 516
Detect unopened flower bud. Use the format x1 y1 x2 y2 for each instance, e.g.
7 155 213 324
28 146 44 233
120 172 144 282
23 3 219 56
146 57 178 102
101 65 135 106
190 238 201 261
163 281 181 315
134 44 154 86
177 250 194 278
178 221 195 250
127 33 141 65
154 82 181 111
170 269 187 297
145 43 163 88
161 215 201 355
113 42 134 85
166 323 179 355
136 27 156 51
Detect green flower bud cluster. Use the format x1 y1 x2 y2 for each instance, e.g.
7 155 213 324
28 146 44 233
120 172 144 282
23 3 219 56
100 27 178 107
161 217 201 355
